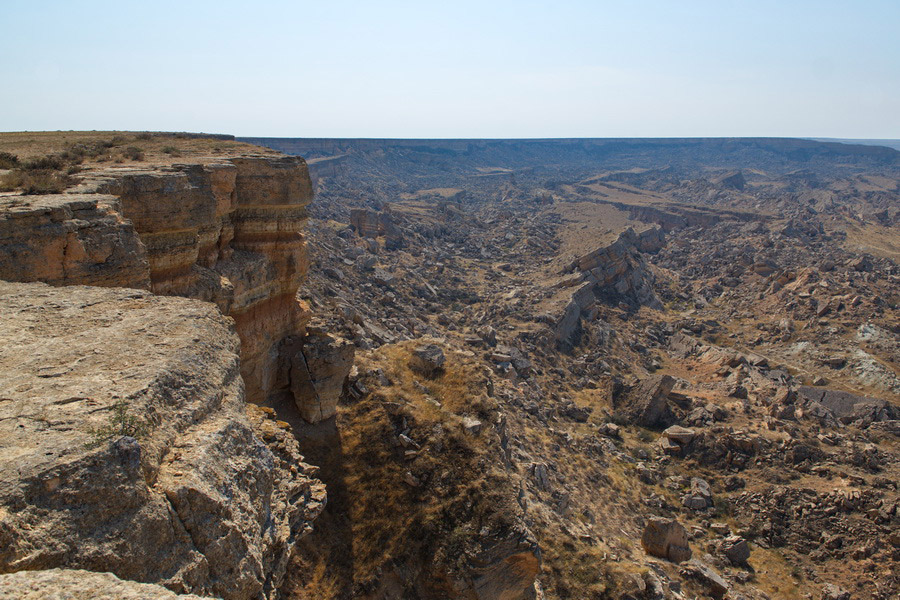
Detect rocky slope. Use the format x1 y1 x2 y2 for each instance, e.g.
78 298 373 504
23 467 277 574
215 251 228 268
1 132 897 600
259 136 897 600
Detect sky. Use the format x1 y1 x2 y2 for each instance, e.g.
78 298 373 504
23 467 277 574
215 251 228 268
1 0 899 139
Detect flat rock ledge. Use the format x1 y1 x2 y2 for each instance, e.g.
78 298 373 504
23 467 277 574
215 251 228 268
0 569 215 600
0 282 325 600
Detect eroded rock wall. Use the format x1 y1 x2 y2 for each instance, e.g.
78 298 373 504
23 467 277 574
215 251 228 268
0 194 150 288
0 282 325 600
0 155 315 405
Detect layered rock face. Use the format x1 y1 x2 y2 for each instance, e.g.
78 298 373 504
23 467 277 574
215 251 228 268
0 194 150 288
97 156 314 403
552 227 664 350
0 282 325 599
0 156 316 406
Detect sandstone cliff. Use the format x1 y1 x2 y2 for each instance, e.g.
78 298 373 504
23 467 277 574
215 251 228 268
0 282 325 599
0 155 345 419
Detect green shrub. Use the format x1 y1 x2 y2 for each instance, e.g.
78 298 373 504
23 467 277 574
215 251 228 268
85 400 152 448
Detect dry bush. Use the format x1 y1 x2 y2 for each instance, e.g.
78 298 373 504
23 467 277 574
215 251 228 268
0 151 19 169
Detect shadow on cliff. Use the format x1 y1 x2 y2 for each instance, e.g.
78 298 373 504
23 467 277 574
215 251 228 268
267 393 356 599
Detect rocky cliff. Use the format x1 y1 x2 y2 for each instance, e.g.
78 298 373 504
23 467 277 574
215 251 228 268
0 282 325 599
0 155 336 415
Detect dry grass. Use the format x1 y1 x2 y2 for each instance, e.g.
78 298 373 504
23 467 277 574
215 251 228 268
286 339 522 598
842 222 900 260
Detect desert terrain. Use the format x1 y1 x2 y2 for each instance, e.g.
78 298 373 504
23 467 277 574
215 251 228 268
0 132 897 600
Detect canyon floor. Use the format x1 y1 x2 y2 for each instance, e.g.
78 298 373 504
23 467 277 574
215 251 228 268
0 133 897 600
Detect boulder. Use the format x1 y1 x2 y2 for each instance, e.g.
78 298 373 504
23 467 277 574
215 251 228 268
619 375 676 428
641 517 692 563
663 425 695 444
284 331 355 423
821 583 851 600
409 344 446 378
721 535 751 565
681 559 729 599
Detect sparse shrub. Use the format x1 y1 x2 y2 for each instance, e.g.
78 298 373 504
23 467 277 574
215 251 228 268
110 135 127 146
22 154 65 171
161 145 180 156
135 132 153 140
85 400 152 448
0 151 19 169
0 169 73 194
122 146 144 161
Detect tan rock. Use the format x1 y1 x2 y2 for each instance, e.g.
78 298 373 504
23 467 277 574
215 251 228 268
283 331 355 423
641 517 692 563
0 155 316 406
0 282 323 600
0 569 214 600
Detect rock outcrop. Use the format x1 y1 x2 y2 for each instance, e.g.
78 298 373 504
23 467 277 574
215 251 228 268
551 227 664 350
563 227 663 309
0 569 215 600
0 194 150 288
617 374 677 428
0 156 315 407
641 517 691 563
0 282 325 600
279 329 355 423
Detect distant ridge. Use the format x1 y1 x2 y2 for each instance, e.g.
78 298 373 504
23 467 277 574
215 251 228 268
239 136 900 176
809 138 900 151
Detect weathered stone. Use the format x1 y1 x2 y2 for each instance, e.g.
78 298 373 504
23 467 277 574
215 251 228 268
283 331 355 423
663 425 696 444
0 569 214 600
619 375 676 427
0 282 324 600
0 156 315 407
641 517 692 563
410 344 446 378
821 583 851 600
681 559 729 598
721 535 751 565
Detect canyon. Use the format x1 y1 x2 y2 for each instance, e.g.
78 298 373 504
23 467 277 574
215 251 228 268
0 132 897 600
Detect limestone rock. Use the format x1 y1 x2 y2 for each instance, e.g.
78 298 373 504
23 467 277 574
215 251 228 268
284 331 355 423
0 569 214 600
0 194 150 289
641 517 692 563
619 375 676 428
0 282 323 600
0 155 315 406
409 344 446 378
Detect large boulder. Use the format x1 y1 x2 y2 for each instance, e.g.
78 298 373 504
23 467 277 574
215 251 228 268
409 343 446 378
0 282 324 600
641 517 691 563
618 375 677 428
283 330 355 423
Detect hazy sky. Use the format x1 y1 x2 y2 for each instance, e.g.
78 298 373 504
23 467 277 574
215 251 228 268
2 0 898 138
